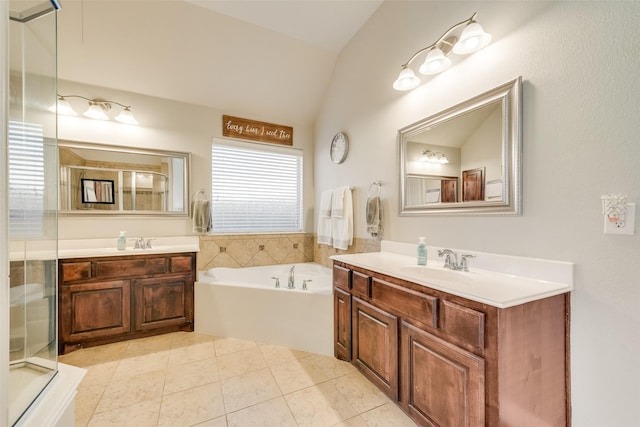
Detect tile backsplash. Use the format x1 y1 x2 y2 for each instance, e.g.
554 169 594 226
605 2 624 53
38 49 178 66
197 233 380 271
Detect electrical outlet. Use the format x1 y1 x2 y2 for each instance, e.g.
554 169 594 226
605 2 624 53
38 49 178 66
604 203 635 235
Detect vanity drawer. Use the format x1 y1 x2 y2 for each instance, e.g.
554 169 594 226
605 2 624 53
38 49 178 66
170 255 194 273
371 278 438 329
333 264 351 291
440 300 485 351
95 257 168 279
61 261 92 283
352 271 372 299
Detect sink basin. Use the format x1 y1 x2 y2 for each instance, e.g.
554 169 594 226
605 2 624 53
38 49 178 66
398 265 477 286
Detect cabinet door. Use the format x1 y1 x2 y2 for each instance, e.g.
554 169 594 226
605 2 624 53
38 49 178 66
133 274 193 331
352 297 398 399
334 287 352 361
401 321 485 427
60 280 131 343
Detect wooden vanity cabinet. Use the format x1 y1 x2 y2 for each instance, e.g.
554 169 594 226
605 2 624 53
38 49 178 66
332 261 569 427
59 252 195 354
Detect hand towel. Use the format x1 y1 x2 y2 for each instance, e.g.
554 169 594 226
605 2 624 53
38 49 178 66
317 189 333 245
366 196 382 237
331 186 353 250
191 199 212 233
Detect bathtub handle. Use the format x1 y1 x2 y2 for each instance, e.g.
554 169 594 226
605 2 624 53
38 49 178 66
271 277 280 288
302 279 312 290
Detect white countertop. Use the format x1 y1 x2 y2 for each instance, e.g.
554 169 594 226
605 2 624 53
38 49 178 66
330 241 573 309
10 236 200 261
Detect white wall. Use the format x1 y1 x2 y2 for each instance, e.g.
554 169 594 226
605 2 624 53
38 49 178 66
314 2 640 425
56 80 316 239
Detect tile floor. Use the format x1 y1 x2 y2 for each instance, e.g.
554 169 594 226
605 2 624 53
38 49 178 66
59 332 417 427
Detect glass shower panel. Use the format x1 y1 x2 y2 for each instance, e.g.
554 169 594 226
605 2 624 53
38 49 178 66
8 1 58 424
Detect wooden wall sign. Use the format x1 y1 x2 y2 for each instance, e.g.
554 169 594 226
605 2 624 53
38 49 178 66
222 115 293 146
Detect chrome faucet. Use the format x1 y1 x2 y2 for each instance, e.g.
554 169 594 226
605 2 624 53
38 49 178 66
288 265 295 289
437 249 475 272
133 237 154 249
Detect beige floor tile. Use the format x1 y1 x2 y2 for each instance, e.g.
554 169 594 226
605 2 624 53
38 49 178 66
217 348 267 379
258 342 310 366
214 336 258 356
193 415 228 426
331 372 389 413
164 357 219 395
122 334 173 358
60 341 128 367
168 340 215 366
227 397 297 427
158 382 226 427
87 398 161 427
308 354 357 379
112 350 170 379
171 331 216 348
75 383 105 425
359 402 417 427
79 361 118 389
270 356 330 394
285 381 358 427
94 370 165 414
330 416 369 427
221 368 282 413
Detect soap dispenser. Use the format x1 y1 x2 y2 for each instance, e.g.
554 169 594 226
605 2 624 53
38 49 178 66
117 231 127 251
417 237 427 266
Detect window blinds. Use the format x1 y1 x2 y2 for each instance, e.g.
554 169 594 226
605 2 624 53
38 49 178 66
211 142 303 233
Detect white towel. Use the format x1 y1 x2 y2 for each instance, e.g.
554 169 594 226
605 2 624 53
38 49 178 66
485 180 503 199
425 189 440 203
318 189 333 245
319 189 332 218
331 186 353 250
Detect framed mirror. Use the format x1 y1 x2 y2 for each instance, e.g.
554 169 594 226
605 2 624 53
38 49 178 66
399 77 522 215
58 140 190 216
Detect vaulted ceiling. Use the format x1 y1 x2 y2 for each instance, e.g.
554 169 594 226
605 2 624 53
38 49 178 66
56 0 383 126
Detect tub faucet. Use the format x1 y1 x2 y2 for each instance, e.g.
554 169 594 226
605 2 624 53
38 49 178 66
288 265 295 289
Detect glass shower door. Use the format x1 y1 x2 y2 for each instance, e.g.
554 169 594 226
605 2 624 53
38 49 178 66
8 1 59 424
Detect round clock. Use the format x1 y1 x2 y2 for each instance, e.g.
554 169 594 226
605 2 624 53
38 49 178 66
330 132 349 164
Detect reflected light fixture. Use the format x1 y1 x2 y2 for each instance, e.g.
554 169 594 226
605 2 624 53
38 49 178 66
48 94 139 125
420 150 449 164
393 12 492 91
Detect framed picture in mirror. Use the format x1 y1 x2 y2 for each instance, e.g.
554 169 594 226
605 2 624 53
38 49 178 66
81 179 115 204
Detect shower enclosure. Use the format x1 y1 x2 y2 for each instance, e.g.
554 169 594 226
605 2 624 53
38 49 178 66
4 0 60 425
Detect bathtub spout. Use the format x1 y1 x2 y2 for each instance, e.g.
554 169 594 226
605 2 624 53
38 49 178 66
288 265 295 289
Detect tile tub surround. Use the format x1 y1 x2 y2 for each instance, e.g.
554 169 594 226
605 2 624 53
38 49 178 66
60 331 418 427
197 234 381 270
331 240 574 308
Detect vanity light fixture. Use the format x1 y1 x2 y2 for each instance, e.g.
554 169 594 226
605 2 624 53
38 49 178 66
420 150 449 164
48 94 139 125
393 12 492 91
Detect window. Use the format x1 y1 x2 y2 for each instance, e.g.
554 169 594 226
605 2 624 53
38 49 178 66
8 121 46 238
211 140 303 233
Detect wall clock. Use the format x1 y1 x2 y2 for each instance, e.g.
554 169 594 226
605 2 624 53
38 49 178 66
330 132 349 164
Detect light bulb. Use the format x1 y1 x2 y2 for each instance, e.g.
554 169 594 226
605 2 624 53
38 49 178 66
453 22 492 54
393 67 420 91
419 48 451 75
83 103 109 120
115 107 138 125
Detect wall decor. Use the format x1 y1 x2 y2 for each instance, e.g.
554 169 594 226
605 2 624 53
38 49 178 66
81 179 114 204
330 132 349 164
222 115 293 146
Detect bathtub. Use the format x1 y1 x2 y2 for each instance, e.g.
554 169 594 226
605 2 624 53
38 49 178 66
195 263 333 356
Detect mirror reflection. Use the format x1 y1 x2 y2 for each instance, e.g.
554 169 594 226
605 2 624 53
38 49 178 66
400 77 522 215
59 141 190 215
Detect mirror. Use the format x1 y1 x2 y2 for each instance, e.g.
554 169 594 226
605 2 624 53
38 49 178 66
400 77 522 215
58 140 190 216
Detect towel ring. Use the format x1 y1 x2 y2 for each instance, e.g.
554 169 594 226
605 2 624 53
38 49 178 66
368 181 382 197
194 188 209 201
